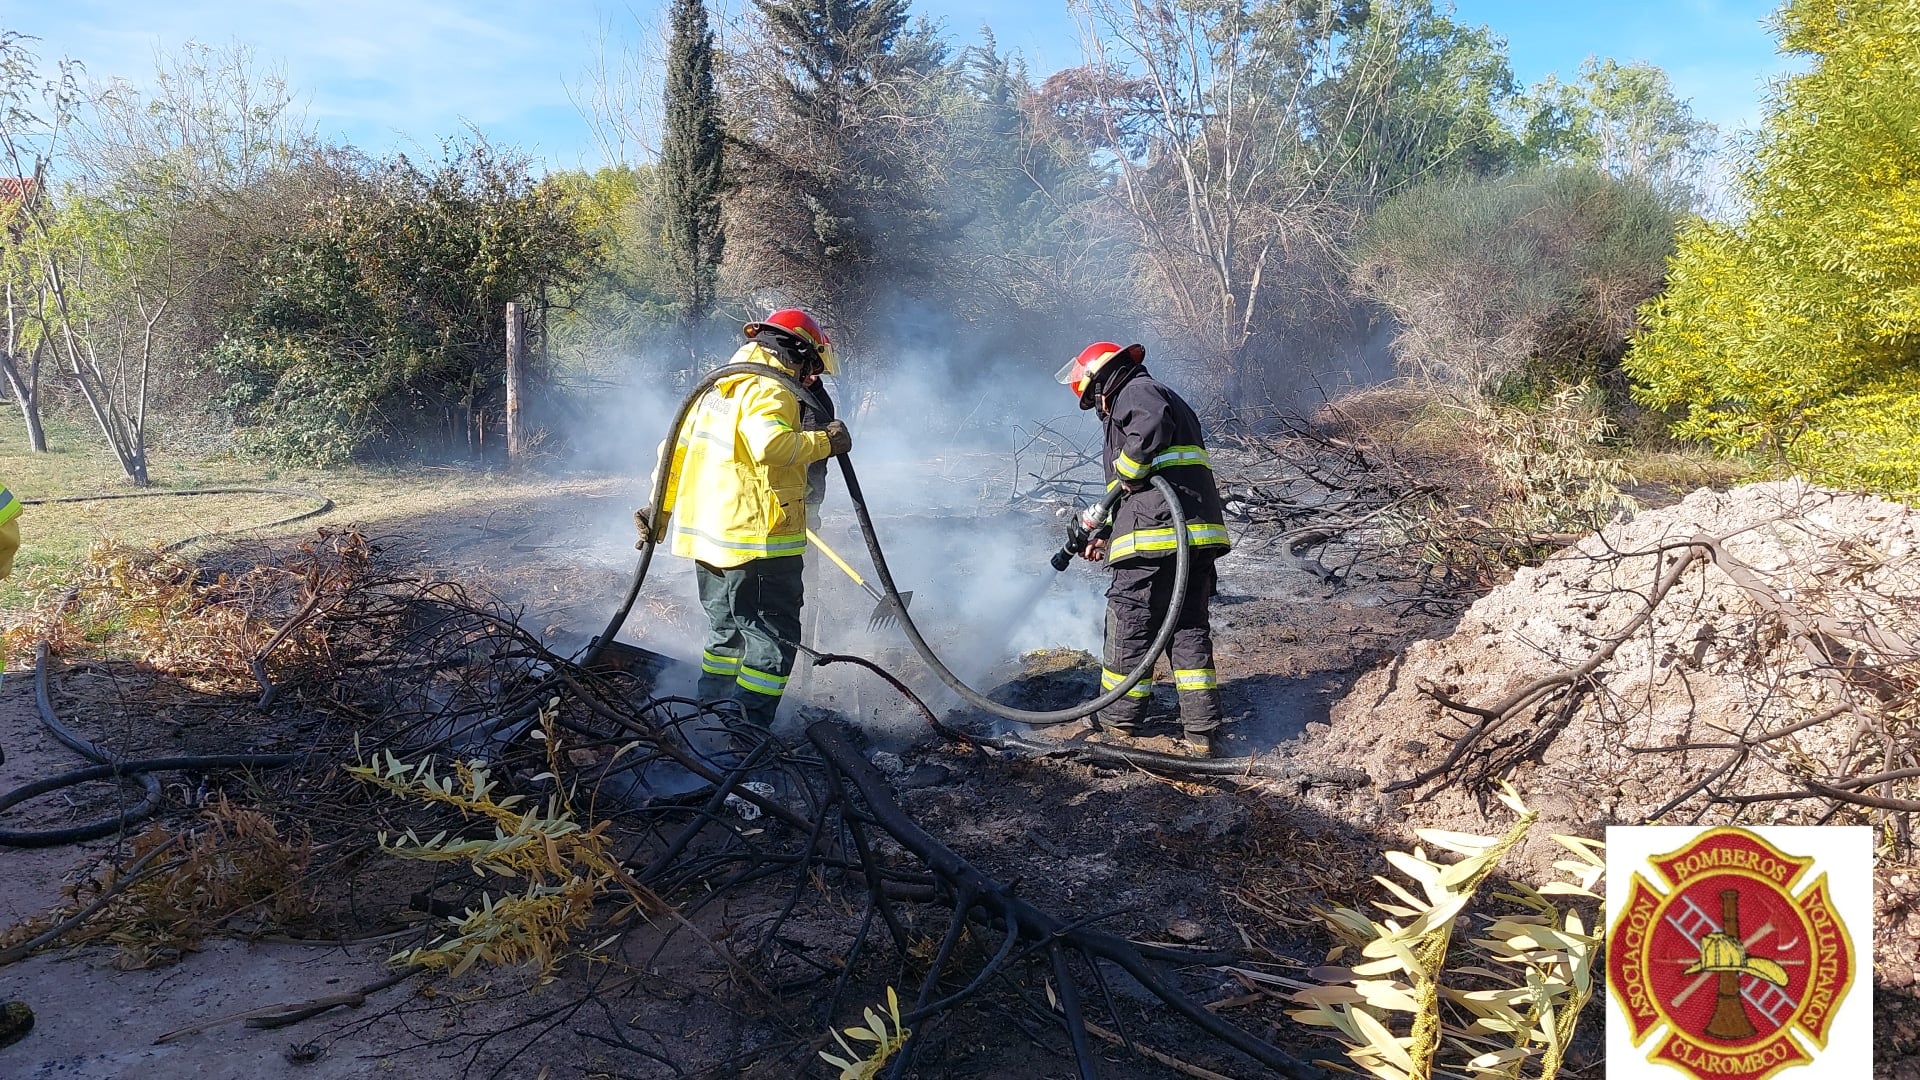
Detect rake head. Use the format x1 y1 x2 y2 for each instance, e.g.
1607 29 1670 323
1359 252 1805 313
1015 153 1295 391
867 591 912 632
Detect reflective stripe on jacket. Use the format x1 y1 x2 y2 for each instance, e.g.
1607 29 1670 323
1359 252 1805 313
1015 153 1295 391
0 483 19 582
654 344 833 569
1100 370 1231 566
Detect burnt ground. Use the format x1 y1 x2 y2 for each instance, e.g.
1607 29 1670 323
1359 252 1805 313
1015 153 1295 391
0 440 1798 1080
1878 869 1920 1080
0 488 1476 1080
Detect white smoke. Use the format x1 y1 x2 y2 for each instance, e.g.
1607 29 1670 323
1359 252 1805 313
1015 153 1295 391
550 331 1118 736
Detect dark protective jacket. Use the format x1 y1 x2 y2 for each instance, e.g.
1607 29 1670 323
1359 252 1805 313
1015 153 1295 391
1099 367 1231 565
800 381 835 509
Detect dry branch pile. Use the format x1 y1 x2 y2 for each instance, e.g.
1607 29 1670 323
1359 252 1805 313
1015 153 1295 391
1001 389 1608 621
1317 480 1920 839
4 529 1367 1079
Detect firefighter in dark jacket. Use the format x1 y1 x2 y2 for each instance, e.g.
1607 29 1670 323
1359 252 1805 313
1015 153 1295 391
1056 342 1232 756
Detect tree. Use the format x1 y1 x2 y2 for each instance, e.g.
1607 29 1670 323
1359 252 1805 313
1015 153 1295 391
1056 0 1421 409
1518 58 1717 205
38 186 202 485
0 31 163 481
1354 166 1678 394
1626 0 1920 490
931 38 1122 357
0 32 78 454
215 140 597 464
0 36 321 472
570 11 664 168
1317 3 1525 196
0 176 51 452
68 40 322 373
546 164 679 374
723 0 954 359
661 0 725 327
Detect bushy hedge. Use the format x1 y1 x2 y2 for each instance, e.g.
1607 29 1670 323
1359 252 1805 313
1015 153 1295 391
214 142 594 464
1353 166 1678 396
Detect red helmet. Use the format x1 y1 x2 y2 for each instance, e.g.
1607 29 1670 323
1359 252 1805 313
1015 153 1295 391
1054 341 1143 409
746 307 838 375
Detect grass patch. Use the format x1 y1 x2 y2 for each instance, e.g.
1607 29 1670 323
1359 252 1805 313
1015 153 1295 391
1618 445 1754 491
0 410 638 620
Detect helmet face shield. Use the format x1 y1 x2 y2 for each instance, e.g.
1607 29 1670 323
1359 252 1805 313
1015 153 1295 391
1060 342 1124 406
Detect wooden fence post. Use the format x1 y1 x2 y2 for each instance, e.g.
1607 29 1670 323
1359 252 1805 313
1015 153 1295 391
505 301 525 465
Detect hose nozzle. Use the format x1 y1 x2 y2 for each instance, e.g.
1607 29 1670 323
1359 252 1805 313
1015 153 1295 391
1050 489 1124 572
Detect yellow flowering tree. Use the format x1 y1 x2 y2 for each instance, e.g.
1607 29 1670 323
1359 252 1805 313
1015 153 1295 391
1626 0 1920 491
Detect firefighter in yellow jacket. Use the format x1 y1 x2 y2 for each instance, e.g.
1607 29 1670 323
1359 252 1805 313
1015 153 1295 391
635 310 851 727
0 488 29 1043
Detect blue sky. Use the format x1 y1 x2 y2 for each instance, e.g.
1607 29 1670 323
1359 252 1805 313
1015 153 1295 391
1 0 1791 171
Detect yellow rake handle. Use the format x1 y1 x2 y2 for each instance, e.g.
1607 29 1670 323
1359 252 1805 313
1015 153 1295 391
806 528 880 599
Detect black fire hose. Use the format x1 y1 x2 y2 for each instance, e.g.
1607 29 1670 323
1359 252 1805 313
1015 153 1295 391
831 457 1189 726
0 645 304 848
17 485 336 555
584 363 1191 728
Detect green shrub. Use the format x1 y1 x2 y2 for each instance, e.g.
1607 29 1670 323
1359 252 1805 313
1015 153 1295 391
1625 0 1920 492
215 140 596 464
1354 166 1678 396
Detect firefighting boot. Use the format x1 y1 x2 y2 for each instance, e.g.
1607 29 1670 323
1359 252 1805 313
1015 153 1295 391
737 692 781 732
1092 698 1150 737
695 669 738 706
1175 731 1222 759
1178 686 1224 756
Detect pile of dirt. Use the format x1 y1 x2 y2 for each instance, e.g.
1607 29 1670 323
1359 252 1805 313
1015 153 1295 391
1307 479 1920 840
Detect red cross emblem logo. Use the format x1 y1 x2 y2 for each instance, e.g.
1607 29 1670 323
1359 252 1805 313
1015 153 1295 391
1608 827 1856 1080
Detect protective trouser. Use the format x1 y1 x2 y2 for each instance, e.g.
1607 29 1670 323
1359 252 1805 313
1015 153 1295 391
1098 555 1220 735
694 555 804 727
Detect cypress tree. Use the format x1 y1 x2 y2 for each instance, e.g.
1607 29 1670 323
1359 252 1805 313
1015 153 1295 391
661 0 725 325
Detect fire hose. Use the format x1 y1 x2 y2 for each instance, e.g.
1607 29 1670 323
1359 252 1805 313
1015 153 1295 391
1 490 332 848
584 362 1191 728
0 643 304 848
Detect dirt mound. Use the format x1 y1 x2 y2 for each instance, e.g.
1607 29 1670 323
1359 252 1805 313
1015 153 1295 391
1311 479 1920 838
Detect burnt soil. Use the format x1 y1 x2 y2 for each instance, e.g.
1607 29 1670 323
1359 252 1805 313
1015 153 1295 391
0 476 1461 1079
11 456 1909 1078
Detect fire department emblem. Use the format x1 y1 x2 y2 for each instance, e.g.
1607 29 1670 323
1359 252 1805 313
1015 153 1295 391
1608 827 1855 1080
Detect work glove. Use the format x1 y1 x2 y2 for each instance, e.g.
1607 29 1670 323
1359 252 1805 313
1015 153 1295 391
825 419 853 456
633 506 655 548
1063 515 1110 561
1118 476 1150 494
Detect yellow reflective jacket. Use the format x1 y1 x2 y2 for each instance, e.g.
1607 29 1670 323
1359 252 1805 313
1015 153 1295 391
0 480 19 581
654 344 833 568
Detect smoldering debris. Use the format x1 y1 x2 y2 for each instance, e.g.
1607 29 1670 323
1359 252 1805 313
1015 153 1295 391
0 534 1350 1080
